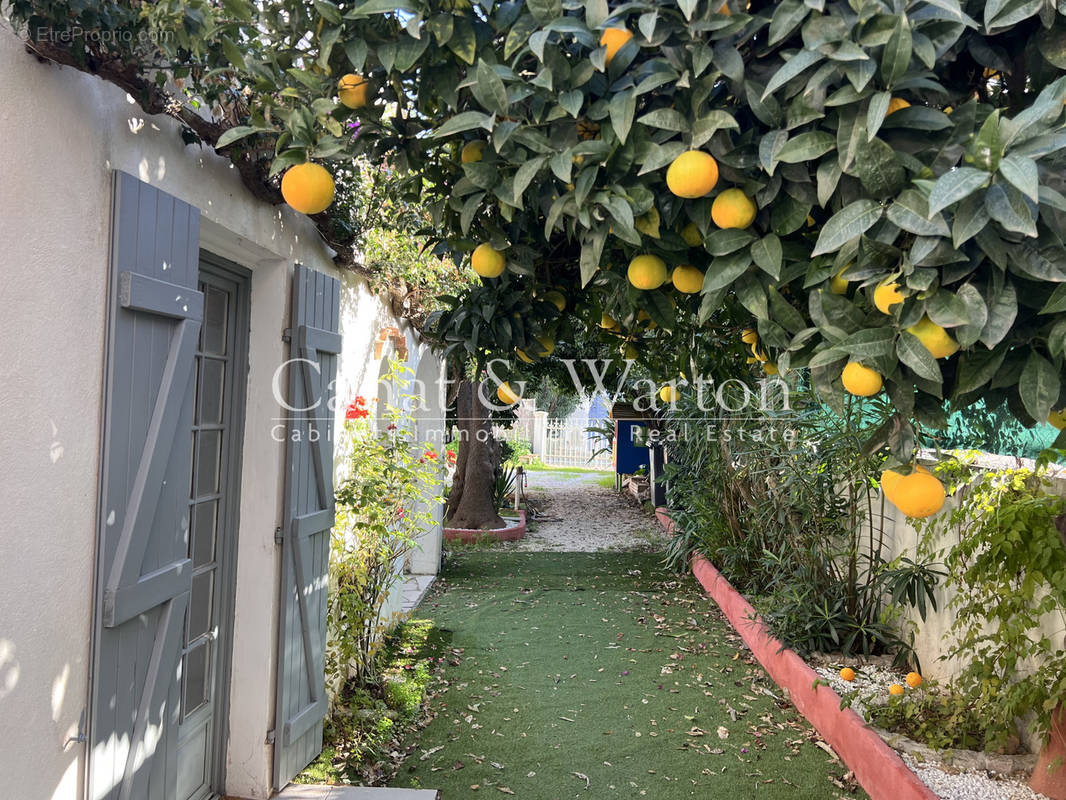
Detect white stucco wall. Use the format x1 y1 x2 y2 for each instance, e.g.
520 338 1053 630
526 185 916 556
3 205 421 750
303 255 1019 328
0 26 440 800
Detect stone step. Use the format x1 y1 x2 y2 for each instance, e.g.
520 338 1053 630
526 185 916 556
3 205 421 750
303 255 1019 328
273 784 439 800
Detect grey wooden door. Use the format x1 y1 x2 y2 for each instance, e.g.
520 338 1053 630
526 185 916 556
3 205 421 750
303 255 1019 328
272 265 341 790
89 172 201 800
175 263 249 800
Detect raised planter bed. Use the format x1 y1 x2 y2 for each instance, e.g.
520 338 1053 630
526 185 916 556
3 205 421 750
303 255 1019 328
655 507 936 800
443 510 526 544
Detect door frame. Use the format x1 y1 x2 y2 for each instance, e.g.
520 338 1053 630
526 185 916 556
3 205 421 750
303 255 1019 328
195 251 251 798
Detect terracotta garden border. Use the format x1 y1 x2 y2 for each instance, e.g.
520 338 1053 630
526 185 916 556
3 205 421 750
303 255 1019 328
655 507 936 800
443 510 526 544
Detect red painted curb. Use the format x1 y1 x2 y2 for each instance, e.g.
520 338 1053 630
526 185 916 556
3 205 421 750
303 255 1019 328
444 510 526 544
656 508 936 800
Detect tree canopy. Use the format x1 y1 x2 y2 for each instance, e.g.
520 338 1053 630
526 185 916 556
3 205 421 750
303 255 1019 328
13 0 1066 458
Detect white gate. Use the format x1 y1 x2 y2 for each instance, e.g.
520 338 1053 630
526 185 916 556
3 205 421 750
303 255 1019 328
541 419 613 469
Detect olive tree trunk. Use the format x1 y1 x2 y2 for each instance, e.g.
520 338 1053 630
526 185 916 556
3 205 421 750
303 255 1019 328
446 380 504 530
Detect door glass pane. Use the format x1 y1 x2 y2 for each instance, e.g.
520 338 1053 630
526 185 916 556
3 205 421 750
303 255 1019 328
198 359 225 425
202 286 228 354
191 502 217 568
183 643 210 715
188 571 214 641
194 430 221 496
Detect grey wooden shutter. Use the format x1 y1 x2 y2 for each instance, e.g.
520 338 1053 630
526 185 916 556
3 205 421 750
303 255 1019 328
89 172 202 800
273 264 341 789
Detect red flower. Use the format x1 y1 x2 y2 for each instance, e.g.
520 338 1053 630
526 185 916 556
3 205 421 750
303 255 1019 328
446 450 457 464
387 423 397 430
424 449 438 460
345 396 370 420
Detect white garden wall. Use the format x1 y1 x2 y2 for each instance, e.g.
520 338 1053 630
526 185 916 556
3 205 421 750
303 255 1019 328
0 25 441 800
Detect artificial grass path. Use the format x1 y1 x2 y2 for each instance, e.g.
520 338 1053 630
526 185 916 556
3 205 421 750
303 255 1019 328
391 551 865 799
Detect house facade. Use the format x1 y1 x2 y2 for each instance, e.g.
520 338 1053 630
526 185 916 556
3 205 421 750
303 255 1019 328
0 27 443 800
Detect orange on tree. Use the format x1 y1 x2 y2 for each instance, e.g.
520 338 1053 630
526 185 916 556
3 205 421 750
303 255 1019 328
741 328 759 345
763 362 779 375
471 243 506 278
627 254 668 290
887 467 946 519
497 382 521 405
711 188 757 229
873 280 905 314
830 263 852 295
839 667 856 682
906 672 923 688
680 222 702 247
907 316 959 359
888 684 905 696
672 264 704 294
599 27 633 65
1049 409 1066 429
281 162 335 215
887 97 910 114
460 140 485 163
542 290 566 311
337 73 370 108
659 385 679 403
599 312 620 331
666 151 719 198
841 362 883 397
534 334 555 356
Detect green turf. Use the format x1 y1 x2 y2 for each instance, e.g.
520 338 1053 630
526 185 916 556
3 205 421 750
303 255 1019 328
390 552 864 799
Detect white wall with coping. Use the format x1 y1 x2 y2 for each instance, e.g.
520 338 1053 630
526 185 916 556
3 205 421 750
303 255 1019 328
0 27 440 800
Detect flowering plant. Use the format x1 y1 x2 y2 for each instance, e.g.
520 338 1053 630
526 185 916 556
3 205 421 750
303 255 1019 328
327 365 443 685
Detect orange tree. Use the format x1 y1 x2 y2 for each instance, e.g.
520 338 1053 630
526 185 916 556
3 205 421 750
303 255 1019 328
13 0 1066 480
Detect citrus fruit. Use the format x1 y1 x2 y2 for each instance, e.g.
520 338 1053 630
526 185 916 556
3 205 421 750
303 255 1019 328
460 141 485 163
880 469 905 504
281 163 335 215
763 362 779 376
873 281 905 314
599 27 633 65
680 222 703 247
841 362 883 397
471 243 506 278
659 385 679 403
839 667 856 682
741 328 758 345
337 73 370 108
906 672 923 688
907 316 959 359
666 151 719 198
1049 409 1066 429
887 97 910 115
890 469 946 519
542 290 566 311
711 188 757 229
830 263 852 295
672 265 704 294
888 683 905 696
516 348 533 363
600 312 619 330
622 343 639 360
534 334 555 356
627 255 668 290
497 382 521 405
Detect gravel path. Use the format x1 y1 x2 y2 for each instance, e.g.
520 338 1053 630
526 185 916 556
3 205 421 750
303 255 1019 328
501 469 667 552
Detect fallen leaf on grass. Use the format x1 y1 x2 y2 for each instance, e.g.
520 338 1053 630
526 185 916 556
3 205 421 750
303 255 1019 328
498 787 515 794
572 771 591 789
717 726 730 739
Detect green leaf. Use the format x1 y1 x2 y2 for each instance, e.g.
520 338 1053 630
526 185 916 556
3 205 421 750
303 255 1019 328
692 112 739 148
433 111 493 138
984 183 1037 238
844 327 896 359
637 108 691 132
768 287 806 333
513 157 546 207
971 110 1003 172
222 35 247 71
704 229 754 256
1040 284 1066 315
762 49 823 99
880 15 912 87
952 194 990 248
505 14 540 60
447 17 477 64
769 0 810 47
473 60 510 116
580 229 606 287
559 89 583 118
735 273 769 320
866 91 891 140
898 332 943 383
752 234 783 278
344 39 368 71
925 290 970 327
811 200 883 256
527 0 562 24
704 252 751 292
460 192 485 235
1019 350 1059 423
216 125 262 149
609 89 637 144
927 167 988 216
954 347 1007 395
955 283 988 348
980 278 1017 348
777 132 836 163
585 0 608 29
810 290 864 339
998 153 1039 203
850 137 905 197
886 189 950 237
